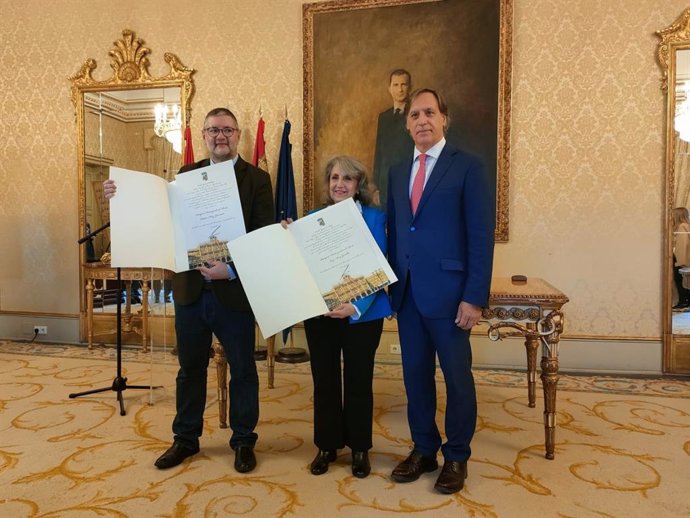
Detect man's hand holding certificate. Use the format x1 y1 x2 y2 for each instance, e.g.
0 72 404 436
228 198 397 338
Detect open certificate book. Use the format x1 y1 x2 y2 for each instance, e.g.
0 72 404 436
228 198 397 338
109 162 246 272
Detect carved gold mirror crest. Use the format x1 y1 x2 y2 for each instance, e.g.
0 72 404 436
70 29 195 110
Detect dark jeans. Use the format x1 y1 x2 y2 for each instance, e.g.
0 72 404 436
304 316 382 451
172 289 258 450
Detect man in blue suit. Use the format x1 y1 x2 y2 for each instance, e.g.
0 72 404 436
386 88 495 494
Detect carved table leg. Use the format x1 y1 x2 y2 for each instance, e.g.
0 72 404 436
213 340 228 429
540 354 558 460
524 323 539 408
539 313 562 460
123 280 133 332
266 335 275 389
141 281 149 352
86 279 94 350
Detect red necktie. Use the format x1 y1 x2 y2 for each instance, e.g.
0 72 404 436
411 153 427 215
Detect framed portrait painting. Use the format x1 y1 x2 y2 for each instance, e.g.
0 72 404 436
303 0 512 241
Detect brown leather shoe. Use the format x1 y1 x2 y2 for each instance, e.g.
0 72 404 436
433 460 468 494
391 450 438 483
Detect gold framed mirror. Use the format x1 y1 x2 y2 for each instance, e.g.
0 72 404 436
70 29 195 346
658 8 690 374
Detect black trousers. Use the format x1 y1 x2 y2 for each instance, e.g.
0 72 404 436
304 316 383 452
674 255 690 305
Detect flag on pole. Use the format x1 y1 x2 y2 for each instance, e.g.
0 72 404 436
275 119 297 222
276 119 298 343
252 117 268 171
183 126 195 165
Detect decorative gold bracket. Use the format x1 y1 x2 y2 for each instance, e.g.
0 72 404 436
656 7 690 92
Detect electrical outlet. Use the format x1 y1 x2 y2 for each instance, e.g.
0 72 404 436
33 326 47 335
389 344 401 354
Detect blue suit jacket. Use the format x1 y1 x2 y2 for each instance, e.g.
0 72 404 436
308 203 393 323
386 143 495 318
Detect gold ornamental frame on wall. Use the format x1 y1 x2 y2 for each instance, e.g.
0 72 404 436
303 0 512 241
69 29 195 339
656 8 690 374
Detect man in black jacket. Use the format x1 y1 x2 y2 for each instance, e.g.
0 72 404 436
105 107 274 473
162 107 274 472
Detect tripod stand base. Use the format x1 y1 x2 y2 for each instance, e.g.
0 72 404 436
69 376 161 416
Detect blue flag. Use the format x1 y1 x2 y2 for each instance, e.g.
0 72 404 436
276 120 298 343
275 120 298 222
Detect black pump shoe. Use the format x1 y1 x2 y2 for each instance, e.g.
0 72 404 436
352 450 371 478
310 449 337 475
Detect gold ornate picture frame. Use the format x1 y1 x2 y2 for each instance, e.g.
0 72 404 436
303 0 512 241
69 29 195 330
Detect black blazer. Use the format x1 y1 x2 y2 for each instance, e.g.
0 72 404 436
172 157 275 311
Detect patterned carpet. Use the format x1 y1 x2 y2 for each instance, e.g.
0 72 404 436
1 340 689 518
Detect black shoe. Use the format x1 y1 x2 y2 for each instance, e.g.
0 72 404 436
310 449 337 475
434 461 468 494
352 450 370 478
154 442 199 469
391 449 438 483
234 445 257 473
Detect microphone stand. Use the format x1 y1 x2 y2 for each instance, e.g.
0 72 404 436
71 222 160 416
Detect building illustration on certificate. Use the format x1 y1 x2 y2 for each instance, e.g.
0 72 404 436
322 267 391 310
187 230 231 269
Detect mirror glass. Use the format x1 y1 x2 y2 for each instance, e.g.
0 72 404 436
672 50 690 337
83 88 182 263
71 30 194 346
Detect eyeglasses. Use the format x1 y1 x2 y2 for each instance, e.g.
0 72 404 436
203 127 239 137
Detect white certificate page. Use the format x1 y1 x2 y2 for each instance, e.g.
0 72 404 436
109 167 177 271
169 161 246 271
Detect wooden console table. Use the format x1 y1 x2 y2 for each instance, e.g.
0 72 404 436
83 263 173 351
483 277 569 459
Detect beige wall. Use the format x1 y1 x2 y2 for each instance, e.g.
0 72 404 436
0 0 686 371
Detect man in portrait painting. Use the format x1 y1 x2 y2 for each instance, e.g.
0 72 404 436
372 68 414 209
